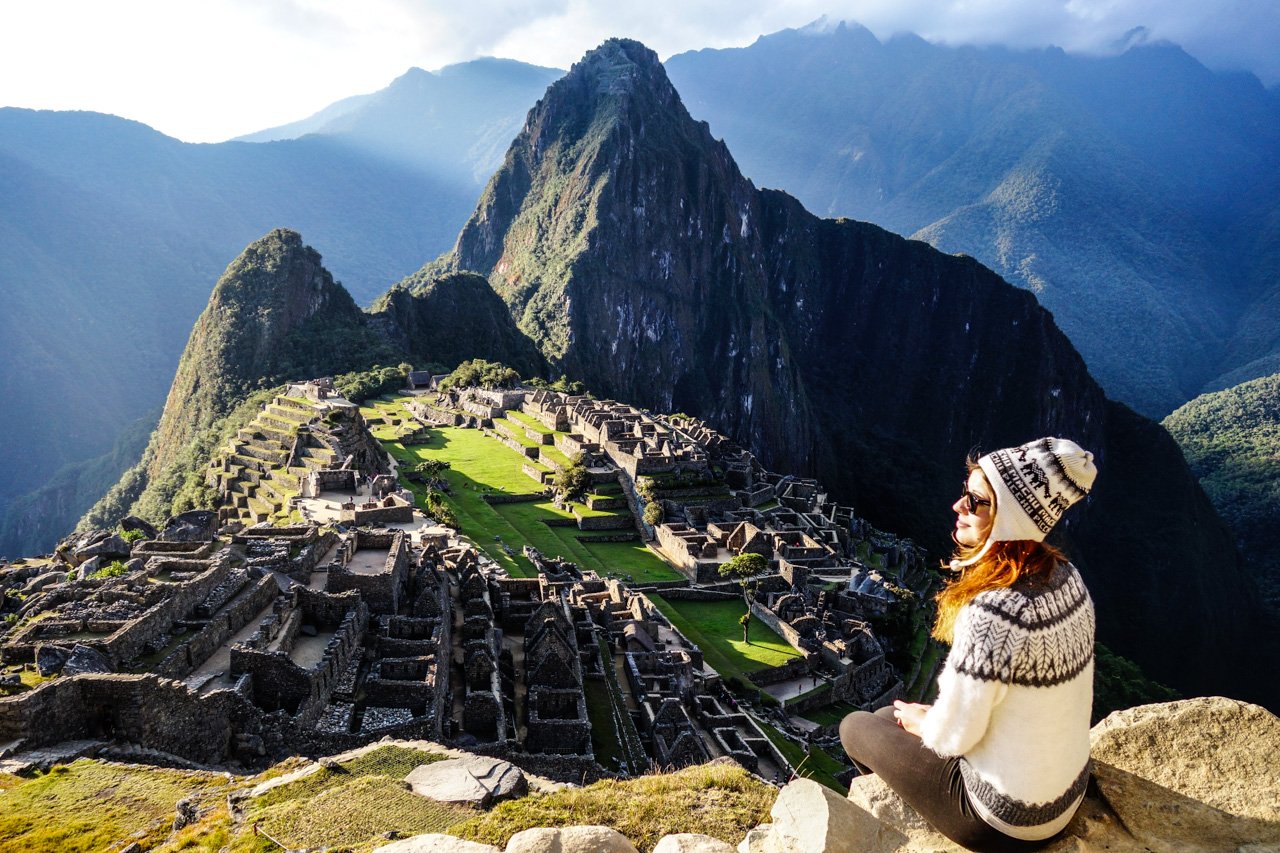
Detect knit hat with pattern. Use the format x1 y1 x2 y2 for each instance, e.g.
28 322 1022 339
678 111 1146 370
956 437 1097 568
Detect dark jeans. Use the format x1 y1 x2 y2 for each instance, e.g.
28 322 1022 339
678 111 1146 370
839 707 1048 853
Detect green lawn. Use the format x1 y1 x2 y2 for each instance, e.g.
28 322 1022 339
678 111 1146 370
505 409 555 435
648 596 799 682
364 415 682 584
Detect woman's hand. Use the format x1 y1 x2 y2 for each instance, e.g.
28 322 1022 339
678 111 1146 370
893 700 931 737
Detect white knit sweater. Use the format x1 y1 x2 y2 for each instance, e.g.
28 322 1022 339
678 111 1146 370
921 561 1094 840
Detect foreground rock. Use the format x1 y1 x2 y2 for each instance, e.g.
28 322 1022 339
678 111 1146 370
376 835 502 853
405 755 527 808
1088 696 1280 822
505 826 638 853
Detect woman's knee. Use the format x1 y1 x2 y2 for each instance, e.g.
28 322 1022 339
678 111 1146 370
838 710 880 758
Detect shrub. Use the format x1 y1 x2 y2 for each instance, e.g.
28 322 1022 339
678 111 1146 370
90 560 128 580
119 528 146 544
643 501 664 526
554 460 590 502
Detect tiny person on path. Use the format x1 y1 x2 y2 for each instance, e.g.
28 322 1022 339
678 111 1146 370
840 438 1097 852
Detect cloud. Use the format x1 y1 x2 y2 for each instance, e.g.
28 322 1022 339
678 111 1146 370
0 0 1275 143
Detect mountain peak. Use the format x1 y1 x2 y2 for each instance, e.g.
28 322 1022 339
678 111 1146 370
562 38 669 99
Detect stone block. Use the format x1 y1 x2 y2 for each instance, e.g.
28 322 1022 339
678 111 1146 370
405 756 526 808
505 825 638 853
35 644 69 676
652 833 736 853
374 834 501 853
736 824 781 853
769 778 889 853
75 533 132 562
63 644 112 676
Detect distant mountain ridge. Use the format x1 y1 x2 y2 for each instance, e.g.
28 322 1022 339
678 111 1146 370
235 59 563 186
424 37 1276 708
84 229 541 527
665 21 1280 417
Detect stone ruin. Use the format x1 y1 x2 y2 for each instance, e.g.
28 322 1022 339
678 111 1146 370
0 379 929 790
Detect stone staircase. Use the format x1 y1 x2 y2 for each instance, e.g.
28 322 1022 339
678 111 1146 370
206 395 339 527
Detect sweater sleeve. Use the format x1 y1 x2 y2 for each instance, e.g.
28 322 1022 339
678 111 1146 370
921 595 1023 757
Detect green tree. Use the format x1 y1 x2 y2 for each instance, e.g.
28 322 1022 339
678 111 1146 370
739 612 751 643
719 552 768 582
720 552 769 605
554 457 590 502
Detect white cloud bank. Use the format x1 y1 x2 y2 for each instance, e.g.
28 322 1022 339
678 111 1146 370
0 0 1275 142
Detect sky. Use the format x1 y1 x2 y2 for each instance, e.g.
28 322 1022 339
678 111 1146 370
1 0 1277 143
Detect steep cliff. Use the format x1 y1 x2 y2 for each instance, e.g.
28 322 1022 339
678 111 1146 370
426 39 1275 707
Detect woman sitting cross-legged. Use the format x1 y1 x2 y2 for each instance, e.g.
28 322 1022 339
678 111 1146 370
840 437 1097 852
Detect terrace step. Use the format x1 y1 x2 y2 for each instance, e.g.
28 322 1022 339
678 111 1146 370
273 396 315 413
265 404 313 425
259 414 297 433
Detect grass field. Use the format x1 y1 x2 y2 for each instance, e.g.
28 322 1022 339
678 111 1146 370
648 596 799 682
361 408 682 584
0 759 234 852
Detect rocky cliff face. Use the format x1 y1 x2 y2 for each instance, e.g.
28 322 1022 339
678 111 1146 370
427 39 1275 708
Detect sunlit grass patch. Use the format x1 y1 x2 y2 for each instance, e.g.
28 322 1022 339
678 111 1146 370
450 762 775 852
0 759 232 853
649 595 799 682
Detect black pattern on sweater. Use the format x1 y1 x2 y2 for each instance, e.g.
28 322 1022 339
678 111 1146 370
952 563 1095 688
961 761 1091 827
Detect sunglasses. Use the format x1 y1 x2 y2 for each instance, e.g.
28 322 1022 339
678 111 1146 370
960 482 992 513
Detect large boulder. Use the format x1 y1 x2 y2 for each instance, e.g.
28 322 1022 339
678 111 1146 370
1088 696 1280 822
161 510 218 542
120 515 158 540
75 533 132 562
652 834 736 853
35 644 70 676
62 644 112 676
770 778 900 853
404 756 527 808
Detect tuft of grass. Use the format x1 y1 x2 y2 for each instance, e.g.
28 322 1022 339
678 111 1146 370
450 762 775 852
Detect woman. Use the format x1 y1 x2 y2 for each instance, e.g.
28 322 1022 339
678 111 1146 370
839 437 1097 852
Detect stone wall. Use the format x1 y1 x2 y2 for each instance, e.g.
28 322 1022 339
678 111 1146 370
154 575 278 678
346 501 414 526
326 530 409 614
232 592 368 722
745 656 810 687
749 600 804 654
573 508 635 531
